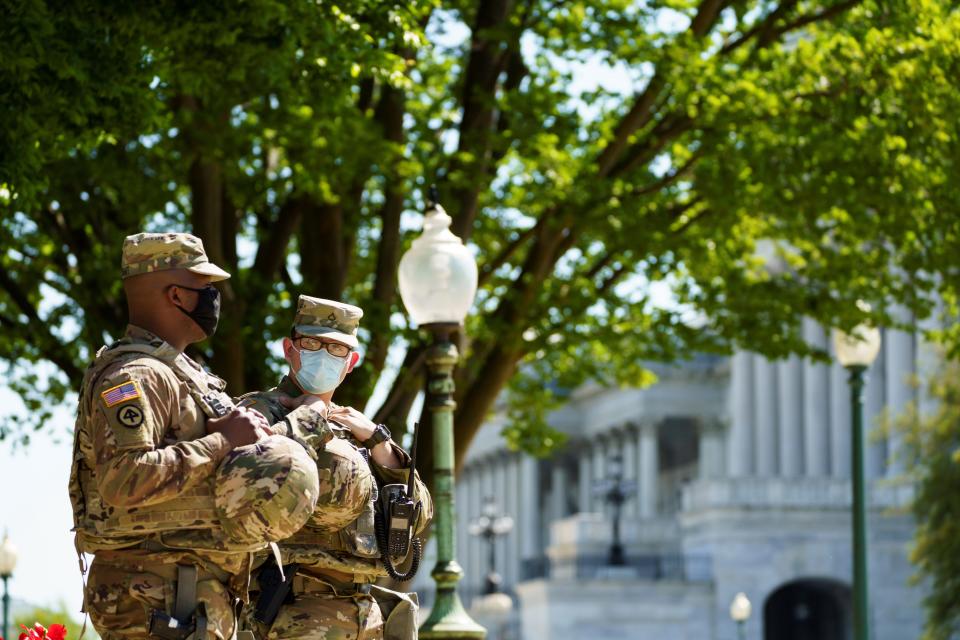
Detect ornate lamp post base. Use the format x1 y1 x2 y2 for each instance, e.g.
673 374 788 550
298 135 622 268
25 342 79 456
420 560 487 638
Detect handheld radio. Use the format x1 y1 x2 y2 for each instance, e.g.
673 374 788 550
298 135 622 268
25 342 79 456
374 422 423 581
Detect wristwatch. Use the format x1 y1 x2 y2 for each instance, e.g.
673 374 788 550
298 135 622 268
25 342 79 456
362 423 392 449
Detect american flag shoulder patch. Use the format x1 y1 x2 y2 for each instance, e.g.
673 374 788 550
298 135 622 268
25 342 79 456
100 380 142 408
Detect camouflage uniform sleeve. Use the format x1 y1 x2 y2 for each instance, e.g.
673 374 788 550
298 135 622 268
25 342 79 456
92 360 233 508
282 404 334 452
238 393 332 453
369 444 434 536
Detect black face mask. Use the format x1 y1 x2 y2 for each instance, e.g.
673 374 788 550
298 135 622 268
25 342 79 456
171 284 221 337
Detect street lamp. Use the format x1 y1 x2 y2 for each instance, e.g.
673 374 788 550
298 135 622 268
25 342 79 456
834 318 882 640
468 497 515 595
0 532 18 640
593 453 636 566
399 187 485 639
729 592 751 640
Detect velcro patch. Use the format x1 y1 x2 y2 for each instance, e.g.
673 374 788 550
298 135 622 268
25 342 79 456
101 380 142 407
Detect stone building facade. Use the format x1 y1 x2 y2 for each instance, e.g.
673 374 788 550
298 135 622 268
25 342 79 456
411 320 934 639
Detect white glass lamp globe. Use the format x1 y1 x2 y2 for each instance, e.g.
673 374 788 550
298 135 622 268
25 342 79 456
398 200 478 326
833 324 882 368
0 532 18 577
730 592 752 623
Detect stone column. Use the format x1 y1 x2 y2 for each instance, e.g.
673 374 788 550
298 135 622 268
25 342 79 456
503 455 520 587
753 355 779 476
885 307 915 476
520 455 539 575
803 318 832 477
778 356 804 477
549 461 567 524
865 334 887 478
493 456 508 586
728 351 754 477
698 419 725 480
468 463 486 597
592 438 607 515
456 468 470 598
577 445 592 514
829 357 852 479
621 425 639 517
638 423 659 517
917 305 942 419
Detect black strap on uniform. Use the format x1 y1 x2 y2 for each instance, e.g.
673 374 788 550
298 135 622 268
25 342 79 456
174 565 198 623
171 564 207 640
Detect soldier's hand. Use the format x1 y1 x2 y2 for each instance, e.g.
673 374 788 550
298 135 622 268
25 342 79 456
207 407 272 448
279 394 328 418
327 405 376 442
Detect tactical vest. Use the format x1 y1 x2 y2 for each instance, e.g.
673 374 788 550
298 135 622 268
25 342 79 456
69 337 253 553
238 391 383 573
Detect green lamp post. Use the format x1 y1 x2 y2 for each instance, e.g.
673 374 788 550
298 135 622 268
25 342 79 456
0 532 18 640
833 317 882 640
399 189 486 639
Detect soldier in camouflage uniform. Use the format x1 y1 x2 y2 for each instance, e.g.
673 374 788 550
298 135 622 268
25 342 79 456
239 296 433 640
70 233 330 640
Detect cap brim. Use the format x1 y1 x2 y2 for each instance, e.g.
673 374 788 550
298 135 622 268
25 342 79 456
295 325 359 348
188 262 231 282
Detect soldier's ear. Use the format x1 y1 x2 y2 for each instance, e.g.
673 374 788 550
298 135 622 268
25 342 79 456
282 337 297 364
346 350 361 372
165 284 184 308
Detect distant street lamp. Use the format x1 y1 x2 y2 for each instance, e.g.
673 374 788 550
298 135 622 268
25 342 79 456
399 186 485 639
468 497 515 595
834 316 882 640
594 453 636 566
0 532 18 640
729 592 752 640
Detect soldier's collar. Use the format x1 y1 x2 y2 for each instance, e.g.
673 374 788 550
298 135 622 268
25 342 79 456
124 324 180 359
277 374 303 398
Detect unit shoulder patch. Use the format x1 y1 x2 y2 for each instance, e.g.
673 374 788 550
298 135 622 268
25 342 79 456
116 404 145 428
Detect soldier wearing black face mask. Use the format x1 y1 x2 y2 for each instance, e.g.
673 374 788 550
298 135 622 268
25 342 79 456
70 232 331 640
167 283 222 337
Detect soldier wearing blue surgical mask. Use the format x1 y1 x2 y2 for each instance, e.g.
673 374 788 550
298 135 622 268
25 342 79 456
238 295 432 640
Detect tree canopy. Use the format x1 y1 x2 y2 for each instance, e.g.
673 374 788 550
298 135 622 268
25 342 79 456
896 358 960 640
2 0 960 465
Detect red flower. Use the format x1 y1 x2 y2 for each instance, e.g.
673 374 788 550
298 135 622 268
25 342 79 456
17 623 59 640
46 626 66 640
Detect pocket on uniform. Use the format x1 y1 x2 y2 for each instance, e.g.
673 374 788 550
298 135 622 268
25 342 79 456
85 564 155 637
197 578 236 640
370 585 419 640
127 572 174 610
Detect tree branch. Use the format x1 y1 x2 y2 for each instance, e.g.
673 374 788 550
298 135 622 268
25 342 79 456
0 270 82 379
609 115 695 179
596 0 726 177
477 222 540 287
448 0 518 240
253 195 307 277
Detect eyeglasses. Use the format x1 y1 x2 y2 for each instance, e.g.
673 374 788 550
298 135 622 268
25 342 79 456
295 336 352 358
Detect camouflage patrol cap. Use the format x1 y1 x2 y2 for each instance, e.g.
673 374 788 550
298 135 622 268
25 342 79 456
121 232 231 281
308 437 374 533
293 295 362 348
214 436 320 544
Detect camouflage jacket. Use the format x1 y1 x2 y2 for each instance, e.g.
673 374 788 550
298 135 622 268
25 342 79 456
69 326 329 580
239 375 433 580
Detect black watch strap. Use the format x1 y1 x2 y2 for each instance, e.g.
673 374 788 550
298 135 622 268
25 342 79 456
362 424 392 449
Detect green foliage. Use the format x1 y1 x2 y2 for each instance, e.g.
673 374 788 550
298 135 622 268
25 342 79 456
896 358 960 640
2 0 960 457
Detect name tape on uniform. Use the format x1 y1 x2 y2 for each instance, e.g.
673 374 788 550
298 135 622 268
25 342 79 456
101 380 142 407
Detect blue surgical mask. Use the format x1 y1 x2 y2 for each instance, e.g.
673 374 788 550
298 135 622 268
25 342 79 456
295 348 348 394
